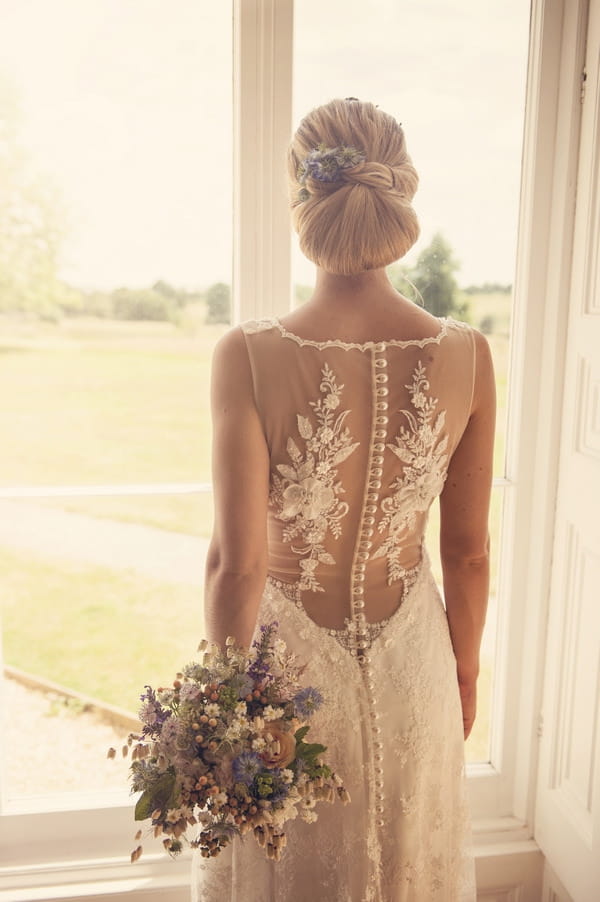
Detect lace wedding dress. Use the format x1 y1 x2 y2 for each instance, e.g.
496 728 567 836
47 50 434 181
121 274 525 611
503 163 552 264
193 316 477 901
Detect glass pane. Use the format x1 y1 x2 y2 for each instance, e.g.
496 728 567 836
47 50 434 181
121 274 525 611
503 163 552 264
0 0 231 801
0 0 232 488
293 0 529 763
1 494 208 799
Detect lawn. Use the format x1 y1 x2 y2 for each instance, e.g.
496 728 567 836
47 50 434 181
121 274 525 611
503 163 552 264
0 545 203 713
0 299 510 766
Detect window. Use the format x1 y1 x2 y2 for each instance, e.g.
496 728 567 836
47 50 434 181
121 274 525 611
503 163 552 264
0 0 588 895
291 0 530 768
0 1 231 887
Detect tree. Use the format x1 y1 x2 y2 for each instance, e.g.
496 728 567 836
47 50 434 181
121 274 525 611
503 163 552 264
205 282 231 324
0 76 72 319
405 232 467 319
111 287 179 322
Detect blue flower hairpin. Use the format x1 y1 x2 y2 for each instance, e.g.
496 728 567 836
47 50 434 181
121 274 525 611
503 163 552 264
297 143 366 200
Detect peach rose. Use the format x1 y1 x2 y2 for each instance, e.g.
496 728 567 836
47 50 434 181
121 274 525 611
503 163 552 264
260 720 297 769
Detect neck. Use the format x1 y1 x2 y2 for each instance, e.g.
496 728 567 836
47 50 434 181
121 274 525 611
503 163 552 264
312 267 394 300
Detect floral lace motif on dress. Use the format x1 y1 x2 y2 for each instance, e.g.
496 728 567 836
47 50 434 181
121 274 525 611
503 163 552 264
373 361 449 585
269 363 359 592
241 317 278 334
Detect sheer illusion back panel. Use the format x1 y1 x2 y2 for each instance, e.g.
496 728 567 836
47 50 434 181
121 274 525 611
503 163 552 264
242 318 475 633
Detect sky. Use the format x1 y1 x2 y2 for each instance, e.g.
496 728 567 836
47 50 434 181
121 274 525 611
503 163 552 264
1 0 530 292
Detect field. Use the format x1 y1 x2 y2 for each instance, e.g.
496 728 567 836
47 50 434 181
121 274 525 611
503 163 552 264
0 294 511 764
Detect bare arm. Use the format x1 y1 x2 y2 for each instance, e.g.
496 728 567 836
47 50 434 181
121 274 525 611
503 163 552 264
439 330 496 738
204 327 270 649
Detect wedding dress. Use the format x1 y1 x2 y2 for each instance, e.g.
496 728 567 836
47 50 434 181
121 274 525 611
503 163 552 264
193 316 477 901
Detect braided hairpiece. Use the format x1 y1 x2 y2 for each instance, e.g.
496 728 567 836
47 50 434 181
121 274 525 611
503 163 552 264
297 143 366 201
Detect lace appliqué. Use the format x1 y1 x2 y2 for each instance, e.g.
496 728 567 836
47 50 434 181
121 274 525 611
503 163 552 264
373 361 449 585
269 363 359 592
241 317 278 334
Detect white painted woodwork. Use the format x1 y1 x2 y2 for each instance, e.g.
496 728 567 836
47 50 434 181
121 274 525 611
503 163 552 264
535 0 600 898
233 0 293 322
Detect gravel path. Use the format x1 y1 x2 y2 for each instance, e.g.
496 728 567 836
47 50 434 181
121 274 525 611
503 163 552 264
0 499 208 585
3 675 134 797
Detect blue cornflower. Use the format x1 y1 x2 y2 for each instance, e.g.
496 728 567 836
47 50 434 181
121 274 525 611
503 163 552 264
232 752 263 786
293 687 323 718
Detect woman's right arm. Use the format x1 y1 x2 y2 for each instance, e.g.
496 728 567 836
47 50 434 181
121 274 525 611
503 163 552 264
439 329 496 739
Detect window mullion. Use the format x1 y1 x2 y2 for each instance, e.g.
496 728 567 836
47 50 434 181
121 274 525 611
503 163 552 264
233 0 294 323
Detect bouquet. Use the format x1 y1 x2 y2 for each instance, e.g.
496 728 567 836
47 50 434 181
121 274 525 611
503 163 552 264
110 622 349 863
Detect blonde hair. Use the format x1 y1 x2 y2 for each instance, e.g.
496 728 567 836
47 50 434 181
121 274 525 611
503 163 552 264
288 99 420 275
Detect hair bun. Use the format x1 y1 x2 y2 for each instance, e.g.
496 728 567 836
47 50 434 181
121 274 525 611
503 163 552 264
342 161 417 199
288 99 420 275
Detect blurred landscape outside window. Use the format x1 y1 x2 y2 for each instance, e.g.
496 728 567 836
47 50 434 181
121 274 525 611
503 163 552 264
0 0 232 799
0 0 529 801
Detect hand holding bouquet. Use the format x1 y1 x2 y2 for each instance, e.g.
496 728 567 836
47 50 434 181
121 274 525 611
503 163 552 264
110 622 349 863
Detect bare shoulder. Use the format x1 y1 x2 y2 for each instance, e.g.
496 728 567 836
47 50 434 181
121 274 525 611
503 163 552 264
210 326 256 409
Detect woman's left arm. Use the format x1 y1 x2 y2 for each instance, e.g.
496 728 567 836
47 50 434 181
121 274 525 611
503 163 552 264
204 327 270 649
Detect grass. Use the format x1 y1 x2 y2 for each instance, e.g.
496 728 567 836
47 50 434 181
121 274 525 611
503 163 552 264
0 299 511 764
0 546 203 713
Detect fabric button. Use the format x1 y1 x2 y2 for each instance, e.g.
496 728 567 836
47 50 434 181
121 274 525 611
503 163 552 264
375 416 388 425
353 586 365 595
372 455 384 465
354 599 365 609
355 561 366 571
364 516 375 526
368 480 382 489
374 430 387 440
354 572 365 582
373 443 385 453
362 528 374 538
366 493 378 502
359 541 372 550
375 373 388 383
370 467 383 477
374 342 386 352
375 402 388 411
376 387 389 397
374 358 387 368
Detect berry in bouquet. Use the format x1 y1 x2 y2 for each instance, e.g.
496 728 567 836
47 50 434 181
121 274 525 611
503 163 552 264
110 622 349 863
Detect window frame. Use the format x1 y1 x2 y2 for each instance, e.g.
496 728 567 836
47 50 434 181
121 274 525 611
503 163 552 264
0 0 589 895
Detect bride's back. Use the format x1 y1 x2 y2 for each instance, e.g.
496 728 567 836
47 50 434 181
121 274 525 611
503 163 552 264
241 307 475 643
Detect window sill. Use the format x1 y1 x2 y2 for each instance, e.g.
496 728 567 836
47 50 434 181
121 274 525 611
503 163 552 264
0 818 543 902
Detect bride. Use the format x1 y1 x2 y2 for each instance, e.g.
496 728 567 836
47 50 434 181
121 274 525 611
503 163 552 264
193 98 495 901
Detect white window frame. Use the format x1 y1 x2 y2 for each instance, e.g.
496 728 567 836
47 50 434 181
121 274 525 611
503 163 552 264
0 0 589 896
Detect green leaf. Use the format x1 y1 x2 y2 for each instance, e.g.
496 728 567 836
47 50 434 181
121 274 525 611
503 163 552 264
294 725 310 743
134 789 154 821
134 771 177 821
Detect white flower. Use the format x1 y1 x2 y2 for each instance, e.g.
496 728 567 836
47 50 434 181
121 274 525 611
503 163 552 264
252 736 267 751
281 768 294 784
235 701 247 715
323 393 340 409
225 721 244 741
263 705 285 721
213 792 228 807
204 703 221 717
280 477 335 521
165 805 194 823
